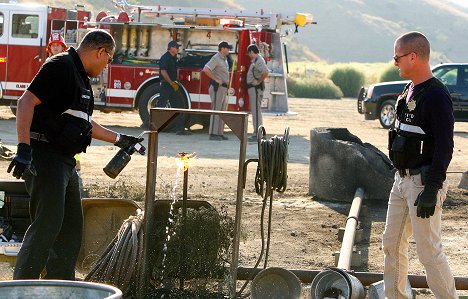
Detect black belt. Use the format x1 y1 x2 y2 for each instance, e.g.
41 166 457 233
398 168 421 177
30 132 49 142
210 80 228 88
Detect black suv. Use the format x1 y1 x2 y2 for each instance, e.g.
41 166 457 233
357 63 468 128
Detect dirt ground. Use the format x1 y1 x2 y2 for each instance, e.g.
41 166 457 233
0 98 467 298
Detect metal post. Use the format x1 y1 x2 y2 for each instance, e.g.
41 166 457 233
180 153 188 289
337 187 364 270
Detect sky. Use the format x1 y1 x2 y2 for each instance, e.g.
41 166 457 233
444 0 468 8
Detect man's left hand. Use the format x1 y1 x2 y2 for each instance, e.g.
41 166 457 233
414 185 439 219
115 134 144 149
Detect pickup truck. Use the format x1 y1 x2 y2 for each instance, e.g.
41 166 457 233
357 63 468 128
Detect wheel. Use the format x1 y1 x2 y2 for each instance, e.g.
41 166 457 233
137 83 189 129
378 100 396 129
357 87 365 114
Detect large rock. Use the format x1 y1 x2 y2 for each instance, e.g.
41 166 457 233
309 128 394 202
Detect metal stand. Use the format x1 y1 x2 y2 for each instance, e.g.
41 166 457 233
138 108 248 299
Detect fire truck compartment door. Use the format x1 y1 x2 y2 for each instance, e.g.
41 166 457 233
5 8 47 92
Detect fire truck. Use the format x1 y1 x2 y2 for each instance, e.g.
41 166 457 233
0 1 313 127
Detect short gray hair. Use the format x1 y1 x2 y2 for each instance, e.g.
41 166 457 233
396 31 430 60
78 29 115 53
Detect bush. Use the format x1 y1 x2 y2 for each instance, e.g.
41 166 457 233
329 66 366 98
287 76 343 99
379 64 402 82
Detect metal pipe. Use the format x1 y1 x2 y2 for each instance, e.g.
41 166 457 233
337 187 364 270
180 152 188 289
236 267 468 290
139 130 159 298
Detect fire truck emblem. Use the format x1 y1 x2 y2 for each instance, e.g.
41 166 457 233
113 80 121 89
407 99 416 111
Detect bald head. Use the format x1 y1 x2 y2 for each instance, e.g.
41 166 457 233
395 31 430 61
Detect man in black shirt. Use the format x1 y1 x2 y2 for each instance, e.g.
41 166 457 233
159 40 190 135
383 31 457 298
7 29 143 280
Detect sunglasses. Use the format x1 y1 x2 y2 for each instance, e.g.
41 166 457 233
104 50 113 64
99 48 113 64
393 52 412 63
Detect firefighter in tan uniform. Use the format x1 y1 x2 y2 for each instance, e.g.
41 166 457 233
246 44 269 142
202 41 231 141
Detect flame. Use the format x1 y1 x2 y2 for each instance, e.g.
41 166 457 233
176 152 196 172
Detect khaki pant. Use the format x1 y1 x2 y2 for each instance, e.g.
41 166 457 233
248 87 263 134
208 85 227 136
382 172 457 299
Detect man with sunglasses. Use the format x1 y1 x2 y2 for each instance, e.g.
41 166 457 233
383 31 457 298
7 29 143 280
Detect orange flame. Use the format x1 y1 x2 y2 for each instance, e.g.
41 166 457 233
176 152 196 172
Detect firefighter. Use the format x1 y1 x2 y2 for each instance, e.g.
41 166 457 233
159 40 191 135
246 44 269 142
202 41 232 141
47 32 68 56
46 32 84 189
7 29 143 280
383 31 457 298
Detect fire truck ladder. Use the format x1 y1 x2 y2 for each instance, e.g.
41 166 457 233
112 0 313 30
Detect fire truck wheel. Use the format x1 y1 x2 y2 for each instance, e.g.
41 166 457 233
138 83 189 129
138 84 161 127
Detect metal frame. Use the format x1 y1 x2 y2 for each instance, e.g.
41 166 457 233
138 108 248 298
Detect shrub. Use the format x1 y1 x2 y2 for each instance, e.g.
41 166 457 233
329 66 366 98
379 64 402 82
287 76 343 99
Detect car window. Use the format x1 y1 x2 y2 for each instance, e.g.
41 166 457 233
463 67 468 87
433 66 458 86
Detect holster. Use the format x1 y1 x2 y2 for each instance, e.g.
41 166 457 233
210 79 219 93
210 80 228 94
247 82 265 91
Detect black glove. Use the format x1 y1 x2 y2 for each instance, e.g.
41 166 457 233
414 184 439 219
114 134 144 149
7 143 36 179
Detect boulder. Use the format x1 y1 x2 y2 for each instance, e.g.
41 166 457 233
309 128 394 202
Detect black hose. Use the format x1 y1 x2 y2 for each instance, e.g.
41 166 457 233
237 126 289 298
85 211 144 296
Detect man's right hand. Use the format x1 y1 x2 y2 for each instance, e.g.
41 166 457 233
115 134 144 149
7 143 36 179
170 81 180 91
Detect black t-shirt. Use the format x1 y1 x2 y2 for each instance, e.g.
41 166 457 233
28 47 93 133
159 51 178 82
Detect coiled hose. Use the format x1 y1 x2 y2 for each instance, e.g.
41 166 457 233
85 210 144 296
238 126 289 298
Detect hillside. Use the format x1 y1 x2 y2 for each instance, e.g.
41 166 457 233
18 0 468 63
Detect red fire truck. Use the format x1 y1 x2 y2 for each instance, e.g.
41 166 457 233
0 1 313 127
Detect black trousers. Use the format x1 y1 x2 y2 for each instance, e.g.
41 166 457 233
14 141 82 280
160 82 186 131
